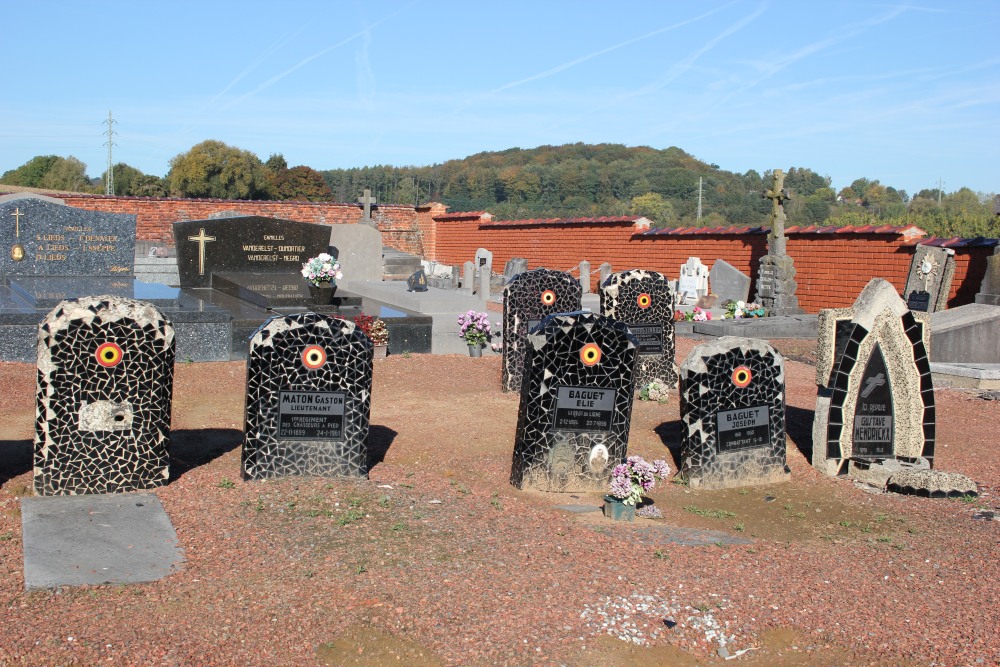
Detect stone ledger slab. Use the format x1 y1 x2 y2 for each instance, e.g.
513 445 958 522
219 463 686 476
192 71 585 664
21 493 184 589
693 315 818 339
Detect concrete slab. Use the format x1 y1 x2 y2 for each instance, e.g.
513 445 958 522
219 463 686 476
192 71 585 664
21 492 184 590
929 303 1000 363
692 314 818 339
930 362 1000 389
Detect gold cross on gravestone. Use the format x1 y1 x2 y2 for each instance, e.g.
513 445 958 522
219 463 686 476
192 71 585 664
188 227 216 276
10 207 25 262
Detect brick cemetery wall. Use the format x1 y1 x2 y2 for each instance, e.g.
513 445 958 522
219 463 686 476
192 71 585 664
34 296 175 495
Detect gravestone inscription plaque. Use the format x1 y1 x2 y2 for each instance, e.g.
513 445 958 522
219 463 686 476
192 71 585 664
600 269 678 388
510 311 638 492
1 196 135 276
34 296 175 495
173 216 331 306
243 312 373 479
812 278 935 477
501 268 582 392
679 336 789 489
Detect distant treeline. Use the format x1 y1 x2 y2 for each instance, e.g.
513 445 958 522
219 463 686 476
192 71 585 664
4 141 997 238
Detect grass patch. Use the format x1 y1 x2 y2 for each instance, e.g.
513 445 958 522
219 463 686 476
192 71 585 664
218 478 236 489
337 509 364 526
683 505 736 519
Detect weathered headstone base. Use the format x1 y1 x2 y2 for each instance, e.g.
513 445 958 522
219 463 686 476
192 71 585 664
513 434 619 493
685 456 790 490
886 469 978 498
756 254 803 316
847 457 930 489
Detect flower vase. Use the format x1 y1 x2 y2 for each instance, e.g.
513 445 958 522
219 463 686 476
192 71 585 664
373 344 388 360
468 344 484 358
603 495 635 522
308 283 337 305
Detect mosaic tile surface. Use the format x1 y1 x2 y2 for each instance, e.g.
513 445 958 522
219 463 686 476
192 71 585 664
679 336 789 489
34 296 175 495
813 279 935 476
600 270 678 388
243 313 372 479
502 269 582 392
510 311 638 492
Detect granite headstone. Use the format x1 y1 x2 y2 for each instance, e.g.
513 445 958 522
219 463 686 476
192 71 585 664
600 269 678 388
709 259 751 304
903 245 955 313
407 268 428 292
679 336 789 489
504 257 528 283
243 312 373 479
677 257 709 305
510 311 638 492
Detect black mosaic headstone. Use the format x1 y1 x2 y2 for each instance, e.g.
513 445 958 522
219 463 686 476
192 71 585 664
813 278 935 476
600 269 678 389
678 336 789 489
501 268 582 392
406 268 428 292
242 312 373 479
173 216 331 307
34 296 175 495
1 196 136 276
510 311 638 492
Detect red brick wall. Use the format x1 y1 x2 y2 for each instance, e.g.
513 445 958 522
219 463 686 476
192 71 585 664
429 216 995 312
59 194 425 255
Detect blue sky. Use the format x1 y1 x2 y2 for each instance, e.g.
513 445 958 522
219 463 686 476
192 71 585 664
3 1 998 198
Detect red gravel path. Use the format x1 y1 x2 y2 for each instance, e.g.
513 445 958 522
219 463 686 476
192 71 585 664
0 338 996 666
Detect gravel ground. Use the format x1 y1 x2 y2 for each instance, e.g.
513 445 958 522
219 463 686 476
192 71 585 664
0 336 997 666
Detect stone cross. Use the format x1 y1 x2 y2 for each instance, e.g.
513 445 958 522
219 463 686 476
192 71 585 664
187 227 216 276
763 169 791 253
358 189 377 226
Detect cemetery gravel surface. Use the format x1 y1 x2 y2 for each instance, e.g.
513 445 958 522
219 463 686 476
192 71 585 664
0 337 997 666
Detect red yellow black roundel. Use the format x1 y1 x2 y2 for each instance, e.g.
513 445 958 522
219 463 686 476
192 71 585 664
637 292 652 309
580 343 602 366
95 342 123 368
540 289 557 306
302 345 327 370
732 366 752 387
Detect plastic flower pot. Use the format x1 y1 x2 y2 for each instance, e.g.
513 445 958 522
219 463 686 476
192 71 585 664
603 495 635 522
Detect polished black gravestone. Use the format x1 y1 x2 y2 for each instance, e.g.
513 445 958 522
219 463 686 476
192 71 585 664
502 268 582 392
174 215 333 307
600 269 678 388
813 278 935 477
510 311 638 492
678 336 789 489
34 296 175 495
407 269 428 292
243 313 373 479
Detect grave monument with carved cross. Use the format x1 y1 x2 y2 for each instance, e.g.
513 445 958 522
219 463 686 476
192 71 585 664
753 169 802 316
357 188 377 228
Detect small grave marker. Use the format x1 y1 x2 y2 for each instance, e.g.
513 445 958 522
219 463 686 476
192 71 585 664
678 336 789 489
243 313 373 479
677 257 708 305
407 268 428 292
510 312 638 491
902 244 955 313
501 268 582 392
34 296 175 495
600 269 678 388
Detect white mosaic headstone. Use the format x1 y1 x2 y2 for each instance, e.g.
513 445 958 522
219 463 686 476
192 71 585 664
677 257 709 305
812 279 935 477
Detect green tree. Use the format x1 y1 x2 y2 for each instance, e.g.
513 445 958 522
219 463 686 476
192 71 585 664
167 140 273 200
1 155 61 186
100 163 166 196
39 156 93 192
271 165 334 201
630 192 676 227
